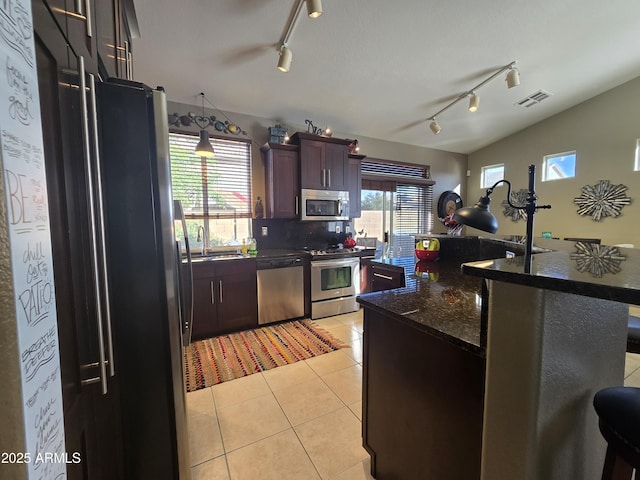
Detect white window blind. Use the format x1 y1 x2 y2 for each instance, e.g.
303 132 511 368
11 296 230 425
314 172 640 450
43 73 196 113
169 132 252 219
395 184 434 235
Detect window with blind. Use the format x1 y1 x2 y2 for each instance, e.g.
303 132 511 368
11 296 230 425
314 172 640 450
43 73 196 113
354 160 434 257
169 132 252 250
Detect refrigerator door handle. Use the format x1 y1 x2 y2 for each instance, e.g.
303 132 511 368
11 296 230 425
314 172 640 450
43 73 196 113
174 200 194 345
89 73 115 378
79 57 108 395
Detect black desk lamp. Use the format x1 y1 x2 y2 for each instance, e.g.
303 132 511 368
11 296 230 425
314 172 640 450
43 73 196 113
453 164 551 273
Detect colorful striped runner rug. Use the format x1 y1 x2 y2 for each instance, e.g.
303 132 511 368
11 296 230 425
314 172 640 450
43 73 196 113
183 320 349 392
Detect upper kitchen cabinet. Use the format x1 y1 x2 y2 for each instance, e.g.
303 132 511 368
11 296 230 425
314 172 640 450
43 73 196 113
291 132 351 191
95 0 136 79
63 0 99 73
261 142 300 219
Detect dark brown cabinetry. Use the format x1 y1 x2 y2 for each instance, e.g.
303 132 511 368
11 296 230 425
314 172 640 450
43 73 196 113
360 259 405 293
348 154 363 218
291 132 351 191
362 308 485 479
34 1 126 478
191 259 258 340
261 142 300 219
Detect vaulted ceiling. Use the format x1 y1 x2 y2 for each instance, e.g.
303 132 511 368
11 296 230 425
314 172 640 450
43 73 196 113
131 0 640 154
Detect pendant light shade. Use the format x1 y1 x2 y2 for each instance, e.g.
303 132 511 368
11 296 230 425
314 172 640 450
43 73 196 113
195 129 215 158
468 92 480 112
429 119 441 135
306 0 323 18
277 45 292 73
506 67 520 89
453 196 498 234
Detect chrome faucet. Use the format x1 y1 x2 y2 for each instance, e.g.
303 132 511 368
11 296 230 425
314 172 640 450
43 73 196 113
196 225 206 256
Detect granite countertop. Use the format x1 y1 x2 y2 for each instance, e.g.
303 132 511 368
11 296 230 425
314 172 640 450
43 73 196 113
462 243 640 305
357 255 486 357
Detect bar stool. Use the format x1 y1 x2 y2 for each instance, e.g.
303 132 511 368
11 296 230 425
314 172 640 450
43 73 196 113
628 316 640 354
593 386 640 479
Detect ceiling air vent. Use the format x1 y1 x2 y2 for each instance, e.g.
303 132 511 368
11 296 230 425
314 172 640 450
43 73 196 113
516 90 552 108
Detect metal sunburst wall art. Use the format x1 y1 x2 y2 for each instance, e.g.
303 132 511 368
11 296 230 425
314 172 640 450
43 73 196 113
573 180 631 221
501 189 528 222
570 242 626 278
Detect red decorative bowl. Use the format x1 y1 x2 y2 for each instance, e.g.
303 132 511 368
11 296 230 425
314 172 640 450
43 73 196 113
415 249 439 261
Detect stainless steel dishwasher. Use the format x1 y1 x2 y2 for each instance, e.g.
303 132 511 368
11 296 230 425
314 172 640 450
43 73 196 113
256 255 305 324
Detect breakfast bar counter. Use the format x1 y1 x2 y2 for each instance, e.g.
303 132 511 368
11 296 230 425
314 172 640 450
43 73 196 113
462 242 640 480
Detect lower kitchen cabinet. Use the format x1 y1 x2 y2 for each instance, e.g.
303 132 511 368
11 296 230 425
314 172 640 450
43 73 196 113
360 258 405 293
191 258 257 340
362 308 485 479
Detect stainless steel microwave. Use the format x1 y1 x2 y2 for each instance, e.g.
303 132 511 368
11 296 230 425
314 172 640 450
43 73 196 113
300 189 349 221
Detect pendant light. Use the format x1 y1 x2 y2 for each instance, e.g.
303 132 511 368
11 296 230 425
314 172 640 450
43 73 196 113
194 93 214 158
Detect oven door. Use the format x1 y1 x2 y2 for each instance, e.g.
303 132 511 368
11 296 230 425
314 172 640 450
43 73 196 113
310 257 359 302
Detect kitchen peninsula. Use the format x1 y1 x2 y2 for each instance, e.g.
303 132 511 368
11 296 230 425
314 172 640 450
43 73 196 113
357 237 640 480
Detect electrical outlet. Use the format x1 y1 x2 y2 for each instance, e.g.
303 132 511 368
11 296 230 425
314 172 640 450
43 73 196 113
261 226 268 236
335 225 341 234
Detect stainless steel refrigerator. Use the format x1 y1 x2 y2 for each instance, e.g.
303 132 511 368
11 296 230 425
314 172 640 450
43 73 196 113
97 78 191 479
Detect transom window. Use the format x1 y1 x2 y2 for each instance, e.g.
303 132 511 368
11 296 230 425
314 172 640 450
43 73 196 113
169 132 252 251
542 151 576 181
481 164 504 188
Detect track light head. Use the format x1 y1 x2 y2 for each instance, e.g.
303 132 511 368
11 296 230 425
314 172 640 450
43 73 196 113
277 45 292 73
506 67 520 88
429 119 441 135
306 0 323 18
468 92 480 112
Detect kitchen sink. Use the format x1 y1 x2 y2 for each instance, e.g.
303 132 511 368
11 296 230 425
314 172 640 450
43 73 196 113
191 253 248 262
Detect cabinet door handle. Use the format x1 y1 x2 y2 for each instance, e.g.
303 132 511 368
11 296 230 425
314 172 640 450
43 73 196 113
210 281 215 304
373 272 393 281
219 280 223 303
327 168 331 188
124 41 131 80
295 195 299 215
321 168 326 187
75 0 83 15
89 74 114 378
78 56 108 395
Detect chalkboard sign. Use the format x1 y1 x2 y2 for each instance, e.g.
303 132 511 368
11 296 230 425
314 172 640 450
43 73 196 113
0 0 67 477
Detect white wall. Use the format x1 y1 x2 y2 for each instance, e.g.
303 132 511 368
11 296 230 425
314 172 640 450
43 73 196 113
467 76 640 246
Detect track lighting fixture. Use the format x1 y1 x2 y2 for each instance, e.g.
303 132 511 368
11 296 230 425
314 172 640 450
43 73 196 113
430 119 441 135
278 45 293 73
277 0 323 72
426 61 519 134
306 0 322 18
506 67 520 88
468 92 480 112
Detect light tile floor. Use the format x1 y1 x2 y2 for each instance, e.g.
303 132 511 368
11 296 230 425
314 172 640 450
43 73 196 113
187 306 640 479
187 310 374 480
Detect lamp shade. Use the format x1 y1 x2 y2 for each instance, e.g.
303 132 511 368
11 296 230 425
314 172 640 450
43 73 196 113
306 0 323 18
195 130 215 158
506 68 520 89
452 196 498 233
468 93 480 112
277 46 292 72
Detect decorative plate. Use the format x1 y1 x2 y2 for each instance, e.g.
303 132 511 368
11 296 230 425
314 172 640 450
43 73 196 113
437 191 463 219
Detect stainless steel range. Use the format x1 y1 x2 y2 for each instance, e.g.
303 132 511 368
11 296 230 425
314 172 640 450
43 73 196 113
309 248 360 319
